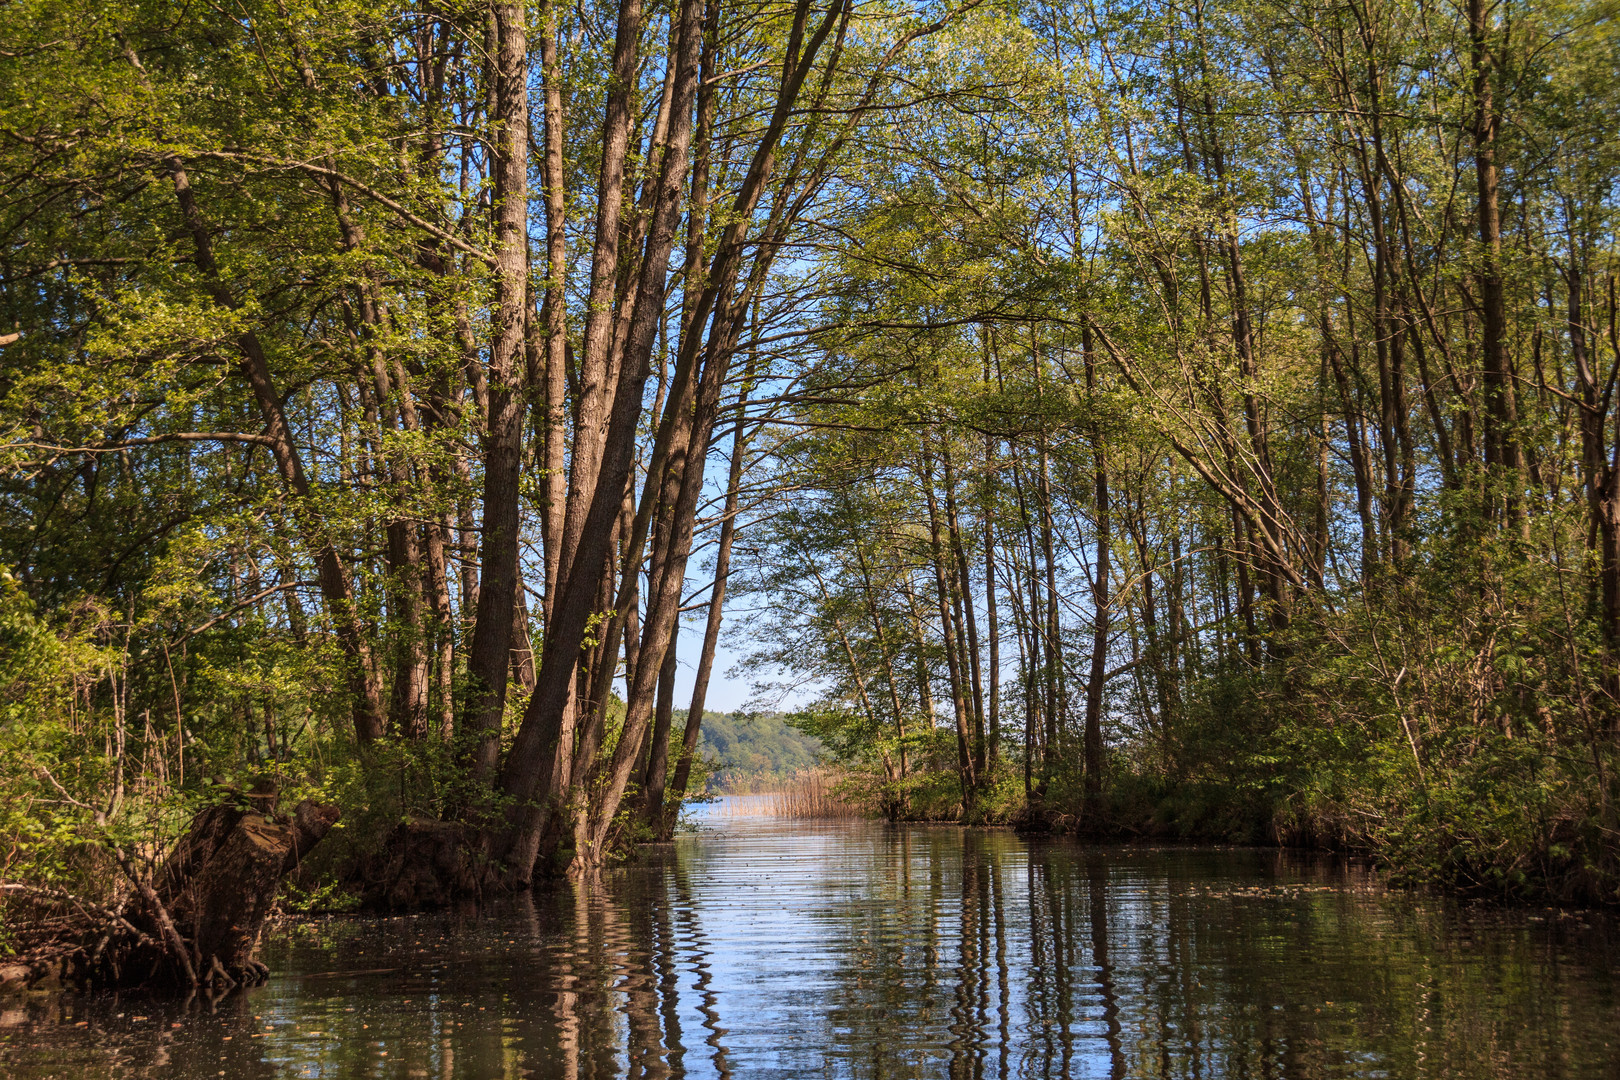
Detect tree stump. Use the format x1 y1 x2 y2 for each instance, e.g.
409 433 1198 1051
149 799 341 988
2 798 340 993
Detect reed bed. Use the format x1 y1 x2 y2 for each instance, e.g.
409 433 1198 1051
717 768 866 819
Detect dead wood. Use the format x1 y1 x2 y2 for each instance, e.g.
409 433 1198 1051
0 798 339 994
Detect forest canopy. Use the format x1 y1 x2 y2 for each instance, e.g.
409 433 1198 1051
2 0 1619 917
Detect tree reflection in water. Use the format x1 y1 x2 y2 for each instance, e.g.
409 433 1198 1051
2 813 1616 1078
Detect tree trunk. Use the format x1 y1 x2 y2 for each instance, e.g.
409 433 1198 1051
942 445 987 781
1082 328 1109 814
1469 0 1524 528
463 0 530 778
921 443 977 815
640 617 681 828
664 373 751 838
538 0 570 625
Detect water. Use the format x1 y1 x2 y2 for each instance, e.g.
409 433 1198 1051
3 803 1617 1079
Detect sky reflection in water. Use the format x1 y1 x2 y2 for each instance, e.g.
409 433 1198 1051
3 801 1617 1079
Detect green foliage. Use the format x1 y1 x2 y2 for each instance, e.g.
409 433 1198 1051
0 567 131 887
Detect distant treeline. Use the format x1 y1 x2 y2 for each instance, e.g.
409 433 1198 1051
695 712 824 792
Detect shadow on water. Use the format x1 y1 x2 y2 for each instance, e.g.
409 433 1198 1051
3 802 1617 1078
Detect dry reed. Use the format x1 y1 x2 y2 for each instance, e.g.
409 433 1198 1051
717 768 866 819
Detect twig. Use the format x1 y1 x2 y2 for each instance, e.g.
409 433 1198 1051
109 851 198 988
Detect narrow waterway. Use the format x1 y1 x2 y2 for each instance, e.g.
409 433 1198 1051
4 801 1617 1078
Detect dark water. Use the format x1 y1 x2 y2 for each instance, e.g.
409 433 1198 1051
4 802 1618 1079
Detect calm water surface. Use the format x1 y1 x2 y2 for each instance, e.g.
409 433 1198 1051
3 801 1617 1079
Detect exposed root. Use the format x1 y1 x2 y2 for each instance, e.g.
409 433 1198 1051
353 819 488 910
